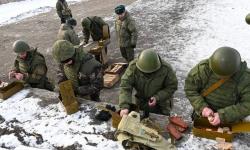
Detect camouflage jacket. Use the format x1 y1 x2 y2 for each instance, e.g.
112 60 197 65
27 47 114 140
115 12 138 48
185 59 250 123
58 47 103 96
119 58 178 111
13 49 53 90
57 24 80 46
82 16 107 43
56 0 72 19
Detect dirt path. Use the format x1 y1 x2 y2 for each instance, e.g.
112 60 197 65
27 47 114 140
0 0 135 83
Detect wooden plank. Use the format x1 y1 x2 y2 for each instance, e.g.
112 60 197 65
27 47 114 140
104 74 119 88
59 80 79 115
0 81 24 100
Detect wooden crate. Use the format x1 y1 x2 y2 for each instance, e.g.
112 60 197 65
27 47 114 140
105 63 127 74
59 80 79 115
193 117 234 142
0 81 24 100
104 74 119 88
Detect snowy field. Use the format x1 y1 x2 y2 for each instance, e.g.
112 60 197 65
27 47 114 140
0 0 86 26
1 0 250 149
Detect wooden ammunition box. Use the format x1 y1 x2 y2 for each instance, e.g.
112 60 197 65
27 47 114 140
104 74 119 88
105 63 128 74
192 117 234 142
59 80 79 115
0 81 24 100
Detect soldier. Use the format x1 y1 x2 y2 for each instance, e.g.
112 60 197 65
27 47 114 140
56 0 72 24
185 47 250 126
57 18 80 46
245 13 250 25
115 5 138 62
9 40 54 91
81 16 109 62
119 49 178 117
52 40 103 101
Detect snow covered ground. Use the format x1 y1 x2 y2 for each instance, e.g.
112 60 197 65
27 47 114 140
0 89 123 150
0 0 86 26
1 0 250 149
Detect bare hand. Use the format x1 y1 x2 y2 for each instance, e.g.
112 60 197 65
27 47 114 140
8 70 16 79
148 97 157 107
120 109 129 117
15 73 24 80
202 107 214 117
209 112 221 126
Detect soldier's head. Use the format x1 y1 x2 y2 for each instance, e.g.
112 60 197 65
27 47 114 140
13 40 30 59
115 5 126 20
136 49 161 74
66 18 77 28
209 47 241 78
246 13 250 25
81 17 92 30
52 40 75 65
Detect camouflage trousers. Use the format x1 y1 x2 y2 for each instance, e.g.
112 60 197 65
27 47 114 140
120 47 134 62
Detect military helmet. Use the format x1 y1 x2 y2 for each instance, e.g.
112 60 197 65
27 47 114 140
136 49 161 73
66 18 77 26
115 5 125 15
52 40 75 63
209 47 241 77
81 17 91 29
12 40 30 53
245 13 250 25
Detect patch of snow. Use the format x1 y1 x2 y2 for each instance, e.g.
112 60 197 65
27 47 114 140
0 0 87 26
0 89 123 149
0 134 22 149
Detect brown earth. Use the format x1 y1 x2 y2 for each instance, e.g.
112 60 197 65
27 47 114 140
0 0 136 103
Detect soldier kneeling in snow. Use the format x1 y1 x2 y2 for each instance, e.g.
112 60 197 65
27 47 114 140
9 40 54 91
52 40 103 101
185 47 250 126
119 49 178 117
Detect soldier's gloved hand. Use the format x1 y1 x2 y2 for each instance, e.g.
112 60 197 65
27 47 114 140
131 45 136 49
202 107 214 117
120 109 129 117
209 112 221 126
15 73 24 80
148 97 157 107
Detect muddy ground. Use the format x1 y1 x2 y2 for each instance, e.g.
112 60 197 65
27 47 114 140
0 0 135 103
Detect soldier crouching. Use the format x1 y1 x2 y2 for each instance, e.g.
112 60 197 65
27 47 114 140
52 40 103 101
9 40 54 91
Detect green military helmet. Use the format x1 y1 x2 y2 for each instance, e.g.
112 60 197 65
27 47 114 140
52 40 75 63
209 47 241 77
245 13 250 25
12 40 30 53
81 17 91 29
136 49 161 73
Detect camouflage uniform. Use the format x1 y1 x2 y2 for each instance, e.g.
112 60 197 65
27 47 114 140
115 12 138 62
57 47 103 101
56 0 72 24
57 23 80 45
119 58 178 115
13 48 54 91
185 59 250 123
81 16 108 44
